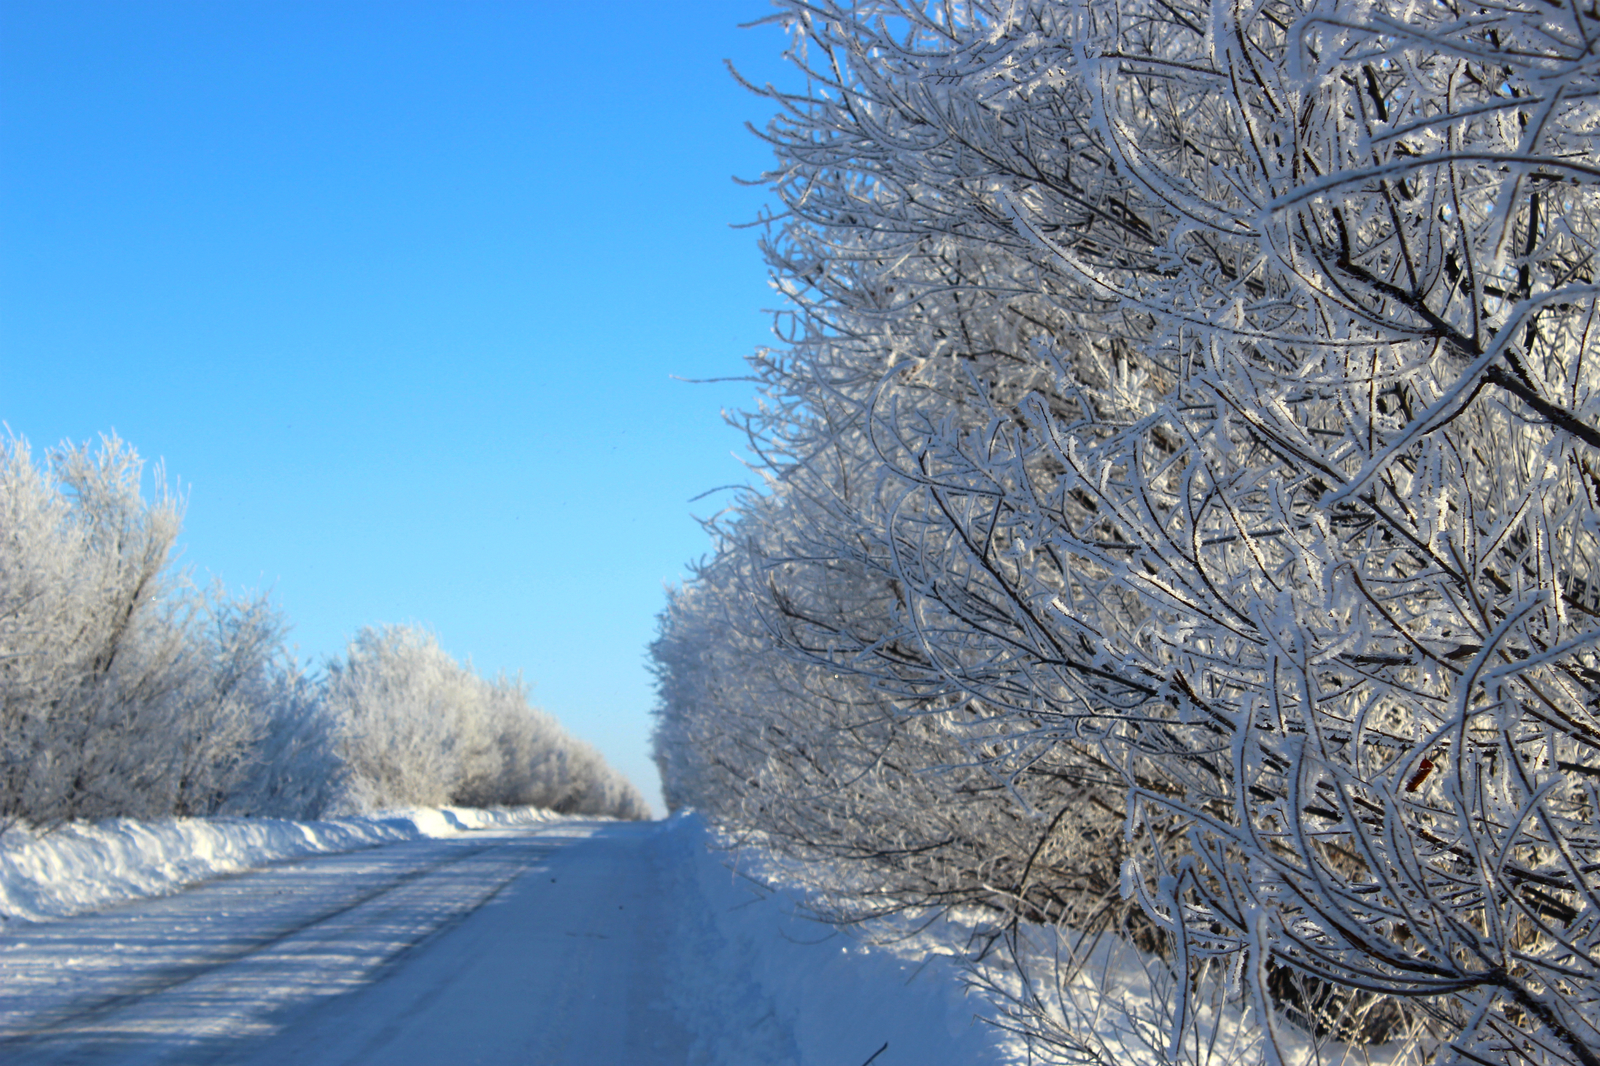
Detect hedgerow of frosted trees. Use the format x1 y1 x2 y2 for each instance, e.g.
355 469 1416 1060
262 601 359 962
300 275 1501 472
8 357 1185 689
652 2 1599 1063
0 433 648 829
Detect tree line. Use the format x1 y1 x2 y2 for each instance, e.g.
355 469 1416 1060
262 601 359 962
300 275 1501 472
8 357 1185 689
0 433 648 831
652 1 1599 1064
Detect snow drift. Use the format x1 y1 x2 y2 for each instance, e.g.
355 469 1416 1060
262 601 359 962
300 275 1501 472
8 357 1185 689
0 806 559 925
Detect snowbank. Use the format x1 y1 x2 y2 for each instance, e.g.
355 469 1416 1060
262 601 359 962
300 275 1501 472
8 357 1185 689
0 806 559 925
658 813 1019 1066
658 818 1416 1066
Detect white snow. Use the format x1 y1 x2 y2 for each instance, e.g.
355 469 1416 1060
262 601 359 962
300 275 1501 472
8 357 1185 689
658 814 1015 1066
0 806 558 925
0 809 1023 1065
0 808 1410 1065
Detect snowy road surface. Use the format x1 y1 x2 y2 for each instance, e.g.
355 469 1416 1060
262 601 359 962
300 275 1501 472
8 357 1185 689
0 820 690 1065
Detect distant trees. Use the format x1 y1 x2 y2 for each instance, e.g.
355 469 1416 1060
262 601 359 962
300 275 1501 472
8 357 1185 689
328 624 649 818
0 432 647 830
655 1 1599 1064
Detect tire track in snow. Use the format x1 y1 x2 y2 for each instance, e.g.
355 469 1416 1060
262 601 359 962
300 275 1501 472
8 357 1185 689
1 840 505 1042
0 826 583 1064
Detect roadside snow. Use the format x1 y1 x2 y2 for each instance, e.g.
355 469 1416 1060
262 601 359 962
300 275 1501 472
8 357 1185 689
0 809 1409 1066
0 806 559 924
668 818 1407 1066
660 814 1017 1066
0 811 1019 1066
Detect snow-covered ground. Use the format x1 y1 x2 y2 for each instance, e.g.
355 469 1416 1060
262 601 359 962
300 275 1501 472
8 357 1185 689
0 811 1020 1065
658 816 1012 1066
0 806 560 925
0 809 1416 1066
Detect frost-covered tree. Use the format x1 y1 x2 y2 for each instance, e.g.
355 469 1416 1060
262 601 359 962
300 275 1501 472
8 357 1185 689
219 654 345 821
0 434 188 827
167 586 304 818
655 0 1148 935
0 436 308 825
1009 0 1600 1059
656 1 1600 1062
328 624 647 819
327 625 477 811
1 433 643 828
653 476 1136 936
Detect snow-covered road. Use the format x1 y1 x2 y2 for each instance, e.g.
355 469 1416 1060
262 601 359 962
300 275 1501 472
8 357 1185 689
0 820 688 1065
0 816 1015 1066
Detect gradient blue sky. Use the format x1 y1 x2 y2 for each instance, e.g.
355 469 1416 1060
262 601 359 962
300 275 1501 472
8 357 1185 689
1 1 798 814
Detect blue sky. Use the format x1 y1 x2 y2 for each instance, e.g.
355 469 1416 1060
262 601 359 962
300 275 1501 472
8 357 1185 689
1 1 797 813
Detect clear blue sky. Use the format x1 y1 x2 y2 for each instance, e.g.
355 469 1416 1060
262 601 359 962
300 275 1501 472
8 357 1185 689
1 1 796 814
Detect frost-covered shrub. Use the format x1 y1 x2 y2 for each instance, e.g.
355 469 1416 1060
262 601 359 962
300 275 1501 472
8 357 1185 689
0 436 333 826
0 435 188 828
325 625 476 811
217 643 345 821
327 624 647 819
0 434 646 828
655 1 1600 1063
